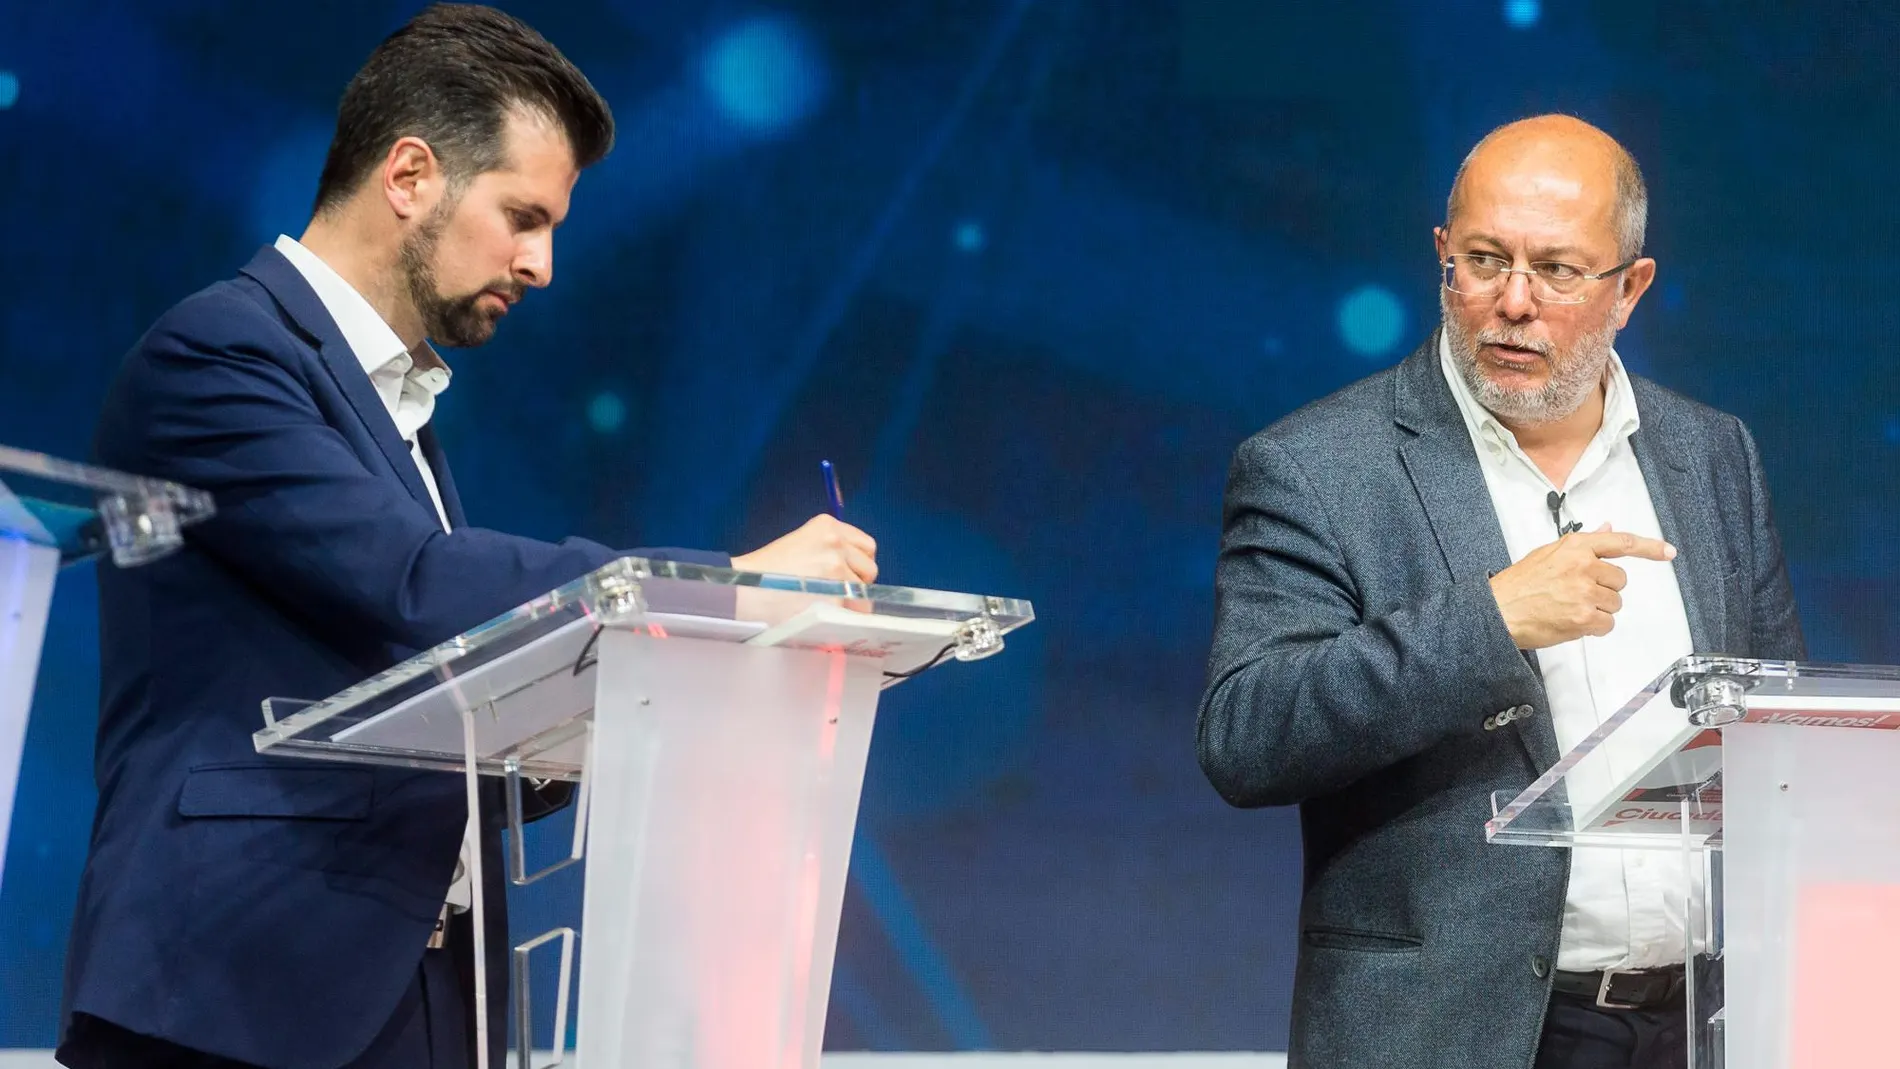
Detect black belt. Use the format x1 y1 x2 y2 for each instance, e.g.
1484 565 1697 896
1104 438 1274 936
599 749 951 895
1551 963 1686 1010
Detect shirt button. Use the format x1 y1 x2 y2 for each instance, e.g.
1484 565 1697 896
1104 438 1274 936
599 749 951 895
1530 954 1550 978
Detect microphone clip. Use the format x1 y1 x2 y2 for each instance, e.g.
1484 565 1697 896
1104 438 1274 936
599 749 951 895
1546 490 1583 539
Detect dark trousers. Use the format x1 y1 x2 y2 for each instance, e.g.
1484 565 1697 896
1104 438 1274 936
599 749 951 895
56 931 473 1069
1534 993 1688 1069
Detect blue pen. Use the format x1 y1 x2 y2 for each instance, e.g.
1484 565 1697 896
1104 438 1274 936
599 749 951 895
820 459 844 517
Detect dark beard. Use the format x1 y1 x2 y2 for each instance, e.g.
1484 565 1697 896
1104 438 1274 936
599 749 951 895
398 204 519 349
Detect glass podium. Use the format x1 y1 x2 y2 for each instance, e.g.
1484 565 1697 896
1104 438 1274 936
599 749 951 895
1487 655 1900 1069
0 444 213 896
252 556 1034 1069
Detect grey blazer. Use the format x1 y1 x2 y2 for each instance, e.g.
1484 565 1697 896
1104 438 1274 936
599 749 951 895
1198 333 1804 1069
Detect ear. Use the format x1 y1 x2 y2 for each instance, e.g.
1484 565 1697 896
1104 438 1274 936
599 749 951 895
1611 257 1657 329
381 136 444 222
1433 225 1449 263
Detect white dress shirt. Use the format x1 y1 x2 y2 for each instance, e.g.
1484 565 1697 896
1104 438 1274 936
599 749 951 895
1438 331 1697 972
274 234 475 915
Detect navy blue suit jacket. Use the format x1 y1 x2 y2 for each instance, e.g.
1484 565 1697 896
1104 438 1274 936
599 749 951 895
63 246 727 1069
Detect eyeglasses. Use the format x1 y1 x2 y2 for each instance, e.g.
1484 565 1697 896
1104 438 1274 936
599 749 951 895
1441 253 1634 305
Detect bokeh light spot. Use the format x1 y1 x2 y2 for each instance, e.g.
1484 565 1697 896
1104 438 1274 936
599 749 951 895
701 15 827 135
587 391 627 434
953 220 986 253
1337 284 1406 357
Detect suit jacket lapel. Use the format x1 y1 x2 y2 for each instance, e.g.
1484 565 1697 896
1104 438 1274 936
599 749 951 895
1628 381 1724 653
1393 335 1517 587
418 426 469 530
1393 335 1559 769
238 246 440 518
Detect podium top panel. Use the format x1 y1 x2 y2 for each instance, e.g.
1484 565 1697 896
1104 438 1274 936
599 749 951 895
252 556 1035 779
0 444 214 567
1486 655 1900 852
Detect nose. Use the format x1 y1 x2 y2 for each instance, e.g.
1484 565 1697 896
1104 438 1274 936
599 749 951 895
1495 268 1538 323
514 232 553 290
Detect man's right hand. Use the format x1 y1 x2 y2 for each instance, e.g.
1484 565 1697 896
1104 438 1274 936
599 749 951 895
1489 526 1676 650
731 514 878 584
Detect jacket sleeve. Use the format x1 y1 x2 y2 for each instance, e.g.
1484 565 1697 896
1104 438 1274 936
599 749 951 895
1196 433 1543 808
1733 417 1806 661
97 301 729 653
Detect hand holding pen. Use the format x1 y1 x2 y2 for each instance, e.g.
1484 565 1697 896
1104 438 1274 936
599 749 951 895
728 459 878 583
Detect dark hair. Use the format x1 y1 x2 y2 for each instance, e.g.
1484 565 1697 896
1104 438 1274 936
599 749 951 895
312 3 614 215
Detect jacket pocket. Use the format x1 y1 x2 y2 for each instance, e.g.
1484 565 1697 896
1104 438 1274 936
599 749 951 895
177 763 374 821
1302 925 1424 953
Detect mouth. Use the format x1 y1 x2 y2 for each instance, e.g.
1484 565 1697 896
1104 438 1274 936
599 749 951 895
1481 341 1547 370
481 291 513 316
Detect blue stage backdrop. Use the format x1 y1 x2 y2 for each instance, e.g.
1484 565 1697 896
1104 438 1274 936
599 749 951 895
3 0 1897 1052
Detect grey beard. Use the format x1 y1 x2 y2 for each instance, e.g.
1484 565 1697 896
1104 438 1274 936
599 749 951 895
1440 289 1617 426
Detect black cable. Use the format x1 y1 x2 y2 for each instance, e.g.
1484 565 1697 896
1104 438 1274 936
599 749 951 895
571 625 602 676
882 642 958 681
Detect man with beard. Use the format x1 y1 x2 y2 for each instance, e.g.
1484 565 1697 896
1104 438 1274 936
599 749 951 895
60 6 876 1069
1198 115 1802 1069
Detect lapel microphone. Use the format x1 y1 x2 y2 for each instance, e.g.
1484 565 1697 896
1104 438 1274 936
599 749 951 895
1546 490 1584 539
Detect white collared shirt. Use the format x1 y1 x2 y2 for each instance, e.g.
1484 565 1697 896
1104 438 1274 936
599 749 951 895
273 235 453 531
274 234 474 914
1438 330 1697 972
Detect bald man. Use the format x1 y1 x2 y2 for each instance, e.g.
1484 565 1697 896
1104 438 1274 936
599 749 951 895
1198 116 1802 1069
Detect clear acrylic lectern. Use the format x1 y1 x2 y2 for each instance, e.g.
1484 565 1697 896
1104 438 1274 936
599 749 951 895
1487 655 1900 1069
0 444 213 897
252 557 1034 1069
